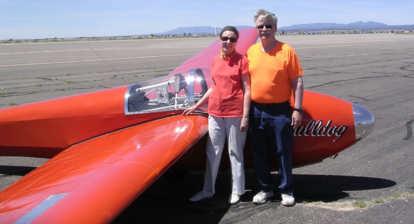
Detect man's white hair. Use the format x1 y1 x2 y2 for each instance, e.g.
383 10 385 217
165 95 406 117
254 9 278 25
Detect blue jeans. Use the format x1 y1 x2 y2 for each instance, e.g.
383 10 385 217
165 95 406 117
249 101 293 193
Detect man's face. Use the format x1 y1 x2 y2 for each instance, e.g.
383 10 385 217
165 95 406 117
255 16 276 40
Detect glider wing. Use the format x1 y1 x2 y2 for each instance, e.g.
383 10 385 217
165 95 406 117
0 115 208 223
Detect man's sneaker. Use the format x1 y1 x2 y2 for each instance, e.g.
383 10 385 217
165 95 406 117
252 190 274 204
189 191 213 202
281 192 295 206
228 192 241 205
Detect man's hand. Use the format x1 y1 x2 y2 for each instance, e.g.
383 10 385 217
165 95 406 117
291 111 302 129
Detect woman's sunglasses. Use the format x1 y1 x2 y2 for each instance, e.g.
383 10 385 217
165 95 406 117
257 25 273 30
220 37 237 43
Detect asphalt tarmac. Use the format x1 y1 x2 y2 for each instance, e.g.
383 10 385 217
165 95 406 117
1 33 414 223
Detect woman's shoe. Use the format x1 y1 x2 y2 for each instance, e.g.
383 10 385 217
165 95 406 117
189 191 213 202
228 192 241 204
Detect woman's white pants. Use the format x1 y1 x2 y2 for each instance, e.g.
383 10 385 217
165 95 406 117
202 115 246 195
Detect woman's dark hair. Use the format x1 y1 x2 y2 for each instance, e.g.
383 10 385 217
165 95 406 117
219 26 239 39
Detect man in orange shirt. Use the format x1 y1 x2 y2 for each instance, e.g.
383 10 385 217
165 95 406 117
246 9 304 206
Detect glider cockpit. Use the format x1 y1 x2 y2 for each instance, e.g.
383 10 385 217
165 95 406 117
125 68 210 115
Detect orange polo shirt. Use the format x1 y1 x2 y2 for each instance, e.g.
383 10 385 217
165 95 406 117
246 41 303 103
208 53 249 117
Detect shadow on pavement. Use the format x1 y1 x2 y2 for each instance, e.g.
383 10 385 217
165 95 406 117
0 165 36 176
113 172 395 223
293 174 396 202
0 165 396 223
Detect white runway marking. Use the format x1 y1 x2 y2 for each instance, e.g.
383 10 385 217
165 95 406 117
0 54 194 67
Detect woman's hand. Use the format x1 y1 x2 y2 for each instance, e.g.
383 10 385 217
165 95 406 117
183 105 198 115
240 117 249 132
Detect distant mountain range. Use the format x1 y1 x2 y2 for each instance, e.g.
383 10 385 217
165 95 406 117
156 26 251 35
152 22 414 35
279 21 414 31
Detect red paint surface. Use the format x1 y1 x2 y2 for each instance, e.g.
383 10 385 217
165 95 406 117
0 115 208 223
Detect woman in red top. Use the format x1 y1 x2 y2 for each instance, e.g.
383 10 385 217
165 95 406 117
183 26 251 205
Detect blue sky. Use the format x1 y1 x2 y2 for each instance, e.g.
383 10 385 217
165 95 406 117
1 0 413 40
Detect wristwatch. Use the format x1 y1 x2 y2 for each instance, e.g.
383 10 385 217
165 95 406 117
294 108 303 113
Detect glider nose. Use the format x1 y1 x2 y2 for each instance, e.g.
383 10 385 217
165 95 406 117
353 103 375 141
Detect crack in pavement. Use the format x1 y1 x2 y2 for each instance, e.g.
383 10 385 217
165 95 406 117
308 76 389 89
0 91 39 97
301 56 414 70
403 74 414 78
0 86 95 98
399 63 413 72
37 77 56 81
403 119 414 140
371 98 414 111
349 95 371 102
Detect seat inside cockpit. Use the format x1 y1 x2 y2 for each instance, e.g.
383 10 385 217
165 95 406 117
125 68 210 115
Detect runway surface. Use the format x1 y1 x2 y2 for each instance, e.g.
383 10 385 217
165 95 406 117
1 33 414 223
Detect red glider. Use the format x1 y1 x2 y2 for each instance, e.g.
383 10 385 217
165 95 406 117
0 28 374 223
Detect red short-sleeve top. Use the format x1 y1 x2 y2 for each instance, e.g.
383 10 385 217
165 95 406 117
208 53 249 117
